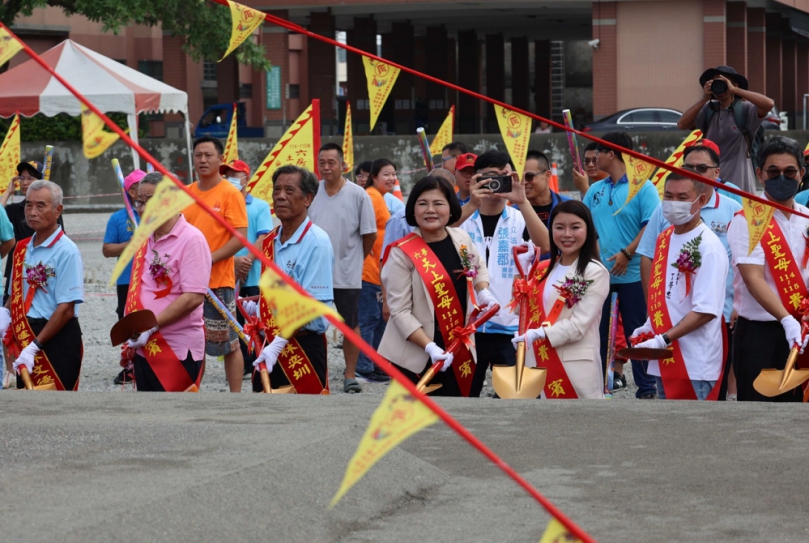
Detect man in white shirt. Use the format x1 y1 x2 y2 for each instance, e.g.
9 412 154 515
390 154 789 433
631 172 728 400
457 150 549 397
728 136 809 402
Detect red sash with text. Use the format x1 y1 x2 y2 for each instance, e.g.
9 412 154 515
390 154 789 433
759 219 809 318
260 223 327 394
7 236 70 390
125 242 201 392
529 263 578 399
649 227 723 400
396 233 475 397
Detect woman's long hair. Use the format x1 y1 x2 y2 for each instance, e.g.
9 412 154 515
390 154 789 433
546 200 600 277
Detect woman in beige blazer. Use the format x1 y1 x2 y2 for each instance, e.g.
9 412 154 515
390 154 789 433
378 175 495 396
513 200 610 399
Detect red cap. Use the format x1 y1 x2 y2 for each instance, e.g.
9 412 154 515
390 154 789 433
220 159 251 177
454 153 477 171
696 138 720 157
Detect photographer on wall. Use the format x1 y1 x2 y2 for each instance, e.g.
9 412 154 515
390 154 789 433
678 65 774 194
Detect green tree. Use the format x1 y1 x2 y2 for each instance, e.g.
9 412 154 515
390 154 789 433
0 0 271 70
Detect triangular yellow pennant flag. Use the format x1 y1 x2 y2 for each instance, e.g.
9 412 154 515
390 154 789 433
0 27 23 67
539 518 583 543
109 178 193 285
330 380 439 508
221 0 265 60
258 266 341 338
342 101 354 174
363 57 400 132
245 100 320 209
742 197 774 256
81 105 120 159
0 114 21 193
613 155 656 215
223 103 239 164
650 129 703 199
494 105 531 179
429 106 455 157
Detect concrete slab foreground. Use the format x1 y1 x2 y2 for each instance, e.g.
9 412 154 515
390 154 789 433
0 394 807 542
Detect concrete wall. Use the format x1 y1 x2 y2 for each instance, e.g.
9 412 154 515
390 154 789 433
31 131 809 206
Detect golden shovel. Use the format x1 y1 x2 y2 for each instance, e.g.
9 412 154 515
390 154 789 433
415 304 501 395
492 339 547 399
754 346 809 397
493 245 548 399
17 366 56 391
257 361 295 394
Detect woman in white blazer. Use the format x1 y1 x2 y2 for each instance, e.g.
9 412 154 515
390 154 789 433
513 200 610 399
378 175 496 396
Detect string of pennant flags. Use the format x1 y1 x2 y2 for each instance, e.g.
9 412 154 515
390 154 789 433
0 19 595 543
1 1 803 537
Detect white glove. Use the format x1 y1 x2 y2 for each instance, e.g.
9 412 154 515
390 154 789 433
0 307 10 338
254 335 288 373
241 299 258 317
127 326 159 349
514 243 536 274
631 319 654 339
511 327 546 347
634 334 668 350
424 341 454 372
13 341 39 375
476 288 498 312
780 315 805 352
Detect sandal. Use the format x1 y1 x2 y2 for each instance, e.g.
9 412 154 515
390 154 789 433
343 378 362 394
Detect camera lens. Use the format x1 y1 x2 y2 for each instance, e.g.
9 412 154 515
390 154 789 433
710 79 727 95
488 180 500 192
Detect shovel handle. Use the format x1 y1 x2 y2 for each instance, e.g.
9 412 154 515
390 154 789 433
20 367 33 390
259 363 272 394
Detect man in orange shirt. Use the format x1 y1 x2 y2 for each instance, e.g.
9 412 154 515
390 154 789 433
184 136 249 392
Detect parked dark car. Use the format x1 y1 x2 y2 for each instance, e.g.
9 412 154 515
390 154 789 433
582 108 683 132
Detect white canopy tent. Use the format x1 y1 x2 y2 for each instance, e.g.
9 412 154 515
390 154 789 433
0 39 192 171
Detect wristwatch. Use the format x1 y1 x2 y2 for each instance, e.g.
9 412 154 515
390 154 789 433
661 333 672 347
620 248 633 260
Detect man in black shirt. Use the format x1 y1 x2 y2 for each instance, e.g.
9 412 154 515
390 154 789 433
3 161 64 303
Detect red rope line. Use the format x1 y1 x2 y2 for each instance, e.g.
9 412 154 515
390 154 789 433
211 0 807 221
0 22 597 543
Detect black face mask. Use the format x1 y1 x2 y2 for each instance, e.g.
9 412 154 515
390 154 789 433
765 175 799 202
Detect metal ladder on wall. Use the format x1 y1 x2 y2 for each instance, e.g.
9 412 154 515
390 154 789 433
550 40 565 123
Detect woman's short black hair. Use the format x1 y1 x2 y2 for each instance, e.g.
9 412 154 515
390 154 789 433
405 175 462 227
355 161 372 176
547 200 601 277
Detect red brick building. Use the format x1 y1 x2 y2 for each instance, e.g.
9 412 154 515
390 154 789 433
10 1 809 135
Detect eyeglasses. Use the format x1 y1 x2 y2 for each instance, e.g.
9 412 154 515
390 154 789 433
682 163 718 175
583 158 597 165
763 167 800 180
524 170 548 182
14 176 37 183
134 199 150 208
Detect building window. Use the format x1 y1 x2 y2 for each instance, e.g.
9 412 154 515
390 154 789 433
138 60 163 82
240 83 253 99
203 61 217 81
288 84 300 99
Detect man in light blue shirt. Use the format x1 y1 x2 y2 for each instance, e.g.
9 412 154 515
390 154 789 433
248 165 334 394
637 142 741 400
4 180 83 390
582 132 660 398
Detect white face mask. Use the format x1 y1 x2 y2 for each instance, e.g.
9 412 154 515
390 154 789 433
662 198 699 226
227 176 243 190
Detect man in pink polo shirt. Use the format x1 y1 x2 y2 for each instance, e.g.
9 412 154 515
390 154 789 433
124 173 212 391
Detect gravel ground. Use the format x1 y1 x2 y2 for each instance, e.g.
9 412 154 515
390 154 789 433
1 212 639 399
